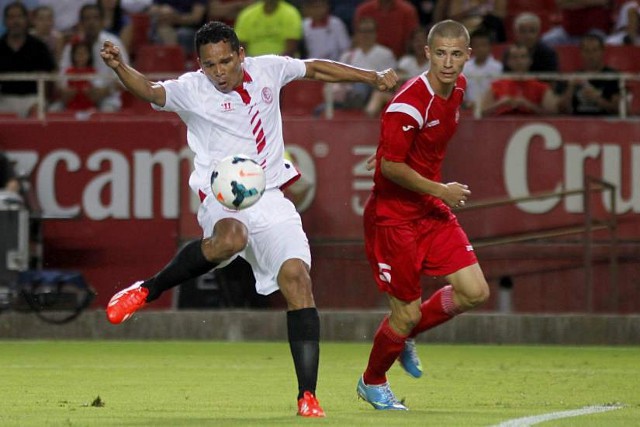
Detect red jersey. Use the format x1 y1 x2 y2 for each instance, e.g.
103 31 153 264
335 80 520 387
372 73 466 224
490 79 549 115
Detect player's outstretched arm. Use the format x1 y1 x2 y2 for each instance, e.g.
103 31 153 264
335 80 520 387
303 59 398 91
100 40 166 106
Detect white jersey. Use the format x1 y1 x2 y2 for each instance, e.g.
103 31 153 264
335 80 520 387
154 55 306 198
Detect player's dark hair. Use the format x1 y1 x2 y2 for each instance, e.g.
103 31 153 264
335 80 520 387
428 19 470 48
195 21 240 55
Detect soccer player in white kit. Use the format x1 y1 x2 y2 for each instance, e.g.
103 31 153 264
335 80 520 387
100 21 398 417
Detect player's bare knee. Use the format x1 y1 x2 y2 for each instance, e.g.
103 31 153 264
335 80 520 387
390 309 421 333
202 234 247 261
459 283 490 309
278 260 315 310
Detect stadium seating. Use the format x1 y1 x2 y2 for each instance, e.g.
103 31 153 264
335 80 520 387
503 0 559 42
280 80 326 116
129 13 151 60
606 45 640 72
134 44 187 73
121 90 155 114
555 44 581 72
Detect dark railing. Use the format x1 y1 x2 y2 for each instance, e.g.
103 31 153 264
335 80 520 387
459 176 618 312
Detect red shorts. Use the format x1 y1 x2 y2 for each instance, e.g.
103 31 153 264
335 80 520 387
364 199 477 302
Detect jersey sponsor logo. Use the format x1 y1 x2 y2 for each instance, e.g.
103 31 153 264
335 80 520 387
426 119 440 127
402 125 414 132
377 263 391 283
221 102 234 112
261 87 273 104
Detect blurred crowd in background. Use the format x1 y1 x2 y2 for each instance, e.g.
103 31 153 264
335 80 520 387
1 0 639 118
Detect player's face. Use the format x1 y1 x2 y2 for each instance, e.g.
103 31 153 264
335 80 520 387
426 36 470 92
199 41 246 93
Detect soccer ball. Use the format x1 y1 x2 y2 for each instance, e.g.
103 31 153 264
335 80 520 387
210 154 266 210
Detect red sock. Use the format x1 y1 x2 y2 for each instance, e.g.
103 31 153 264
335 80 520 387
363 317 407 385
409 285 462 338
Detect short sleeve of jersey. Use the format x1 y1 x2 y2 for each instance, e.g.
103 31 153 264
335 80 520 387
379 93 424 163
253 55 306 87
152 72 200 113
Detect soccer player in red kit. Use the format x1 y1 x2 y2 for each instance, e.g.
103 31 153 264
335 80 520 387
357 20 490 410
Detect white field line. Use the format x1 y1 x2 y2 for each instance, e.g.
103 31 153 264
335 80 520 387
491 405 623 427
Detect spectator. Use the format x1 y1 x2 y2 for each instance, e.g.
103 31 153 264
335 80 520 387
433 0 506 42
463 27 502 110
508 12 558 73
481 44 558 116
302 0 351 60
354 0 419 59
149 0 207 55
396 25 429 78
207 0 254 26
29 5 64 63
408 0 437 27
99 0 133 52
607 0 640 45
559 32 621 115
53 41 98 112
0 151 20 195
235 0 303 57
0 2 56 117
36 0 94 37
0 0 37 36
329 0 364 34
542 0 613 46
122 0 153 13
364 25 429 116
330 17 396 110
59 4 130 112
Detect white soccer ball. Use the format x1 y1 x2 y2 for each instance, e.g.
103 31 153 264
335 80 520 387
210 154 266 210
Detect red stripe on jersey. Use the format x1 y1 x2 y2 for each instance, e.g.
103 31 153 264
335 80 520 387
253 119 262 134
256 136 266 153
234 86 251 104
255 128 264 143
251 110 259 124
233 70 254 105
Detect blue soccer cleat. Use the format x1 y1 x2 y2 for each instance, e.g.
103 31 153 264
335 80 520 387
398 339 423 378
357 376 408 410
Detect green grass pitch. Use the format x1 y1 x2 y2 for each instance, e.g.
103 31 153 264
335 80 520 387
1 341 638 426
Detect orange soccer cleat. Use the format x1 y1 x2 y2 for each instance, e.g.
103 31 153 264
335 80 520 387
297 391 326 417
106 281 149 324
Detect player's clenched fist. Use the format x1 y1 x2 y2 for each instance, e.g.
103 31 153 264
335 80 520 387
100 40 122 69
375 68 398 91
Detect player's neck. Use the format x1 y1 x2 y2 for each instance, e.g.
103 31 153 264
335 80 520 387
426 71 454 98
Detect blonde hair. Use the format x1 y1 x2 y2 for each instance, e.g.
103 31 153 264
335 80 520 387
427 20 470 48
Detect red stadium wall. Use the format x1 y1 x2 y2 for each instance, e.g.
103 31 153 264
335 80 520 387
2 116 639 312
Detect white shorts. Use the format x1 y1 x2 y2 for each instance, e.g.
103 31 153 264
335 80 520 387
197 188 311 295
